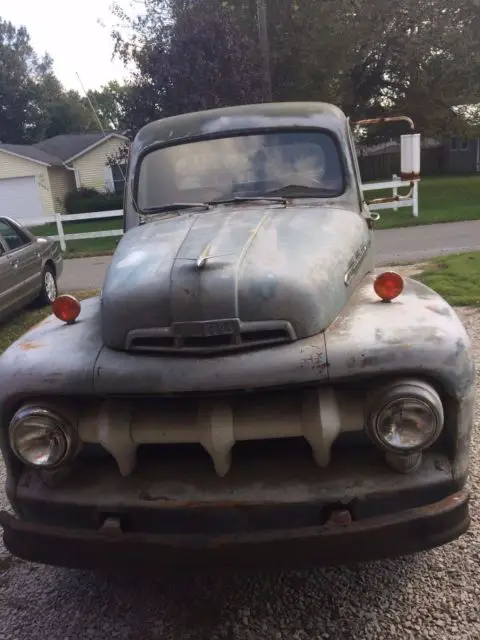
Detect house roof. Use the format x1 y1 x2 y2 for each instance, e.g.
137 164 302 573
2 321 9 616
35 133 126 163
0 132 128 167
0 143 63 166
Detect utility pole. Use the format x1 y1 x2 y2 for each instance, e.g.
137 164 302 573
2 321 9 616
256 0 272 102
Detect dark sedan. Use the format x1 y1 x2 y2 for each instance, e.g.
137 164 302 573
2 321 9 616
0 216 63 322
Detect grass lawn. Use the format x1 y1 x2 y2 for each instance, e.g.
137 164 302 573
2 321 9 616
414 251 480 306
0 291 100 355
26 175 480 258
372 175 480 230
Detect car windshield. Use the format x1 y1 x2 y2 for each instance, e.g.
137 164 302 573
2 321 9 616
136 130 345 213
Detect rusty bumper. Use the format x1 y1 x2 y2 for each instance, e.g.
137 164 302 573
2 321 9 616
0 490 469 572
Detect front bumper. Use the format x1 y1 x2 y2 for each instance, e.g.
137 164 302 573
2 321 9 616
0 490 469 571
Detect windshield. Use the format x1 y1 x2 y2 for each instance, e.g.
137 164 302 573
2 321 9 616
136 130 345 212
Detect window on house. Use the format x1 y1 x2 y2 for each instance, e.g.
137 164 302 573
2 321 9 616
461 139 469 151
111 163 127 195
451 137 457 151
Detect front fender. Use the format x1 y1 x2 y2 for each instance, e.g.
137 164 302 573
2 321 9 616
0 297 103 509
0 297 103 410
324 273 476 399
324 273 476 483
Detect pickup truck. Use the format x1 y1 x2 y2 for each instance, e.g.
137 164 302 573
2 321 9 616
0 102 475 572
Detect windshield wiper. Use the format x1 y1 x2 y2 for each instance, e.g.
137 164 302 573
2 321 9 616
142 203 211 214
207 196 287 206
262 185 338 197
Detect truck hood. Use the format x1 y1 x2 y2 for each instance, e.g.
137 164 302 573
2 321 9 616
101 203 373 352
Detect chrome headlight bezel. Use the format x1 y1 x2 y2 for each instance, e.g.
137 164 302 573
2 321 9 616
9 406 76 469
366 380 444 455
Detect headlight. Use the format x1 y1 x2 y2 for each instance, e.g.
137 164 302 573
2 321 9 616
367 380 444 454
9 406 75 468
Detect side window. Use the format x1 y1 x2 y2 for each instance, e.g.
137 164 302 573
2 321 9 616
0 220 30 252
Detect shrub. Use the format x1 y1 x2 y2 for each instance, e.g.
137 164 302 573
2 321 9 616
64 187 123 214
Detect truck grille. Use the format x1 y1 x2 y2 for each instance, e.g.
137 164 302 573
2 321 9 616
77 385 366 478
126 319 296 354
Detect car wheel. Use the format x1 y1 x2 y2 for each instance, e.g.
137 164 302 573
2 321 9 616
38 265 58 306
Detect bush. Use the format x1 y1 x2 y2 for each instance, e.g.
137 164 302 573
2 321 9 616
64 187 123 214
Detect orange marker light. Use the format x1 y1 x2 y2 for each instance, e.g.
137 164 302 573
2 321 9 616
374 271 404 302
52 295 81 323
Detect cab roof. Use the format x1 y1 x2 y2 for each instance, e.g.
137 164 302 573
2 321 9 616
132 102 349 151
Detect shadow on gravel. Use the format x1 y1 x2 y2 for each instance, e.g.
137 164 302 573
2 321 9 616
2 553 424 639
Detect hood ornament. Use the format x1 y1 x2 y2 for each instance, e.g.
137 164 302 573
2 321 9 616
194 243 232 269
196 242 212 269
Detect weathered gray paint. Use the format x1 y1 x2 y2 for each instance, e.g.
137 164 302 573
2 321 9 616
0 297 102 405
93 274 475 396
1 274 470 399
102 205 373 350
0 102 476 567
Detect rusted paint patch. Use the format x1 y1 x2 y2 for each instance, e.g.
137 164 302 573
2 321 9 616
421 490 468 515
300 347 328 375
347 350 396 370
326 509 353 527
138 491 280 508
18 340 45 351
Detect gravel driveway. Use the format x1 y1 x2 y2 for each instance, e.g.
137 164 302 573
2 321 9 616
1 307 479 639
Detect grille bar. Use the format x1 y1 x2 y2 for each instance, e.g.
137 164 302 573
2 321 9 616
126 319 296 354
78 387 365 477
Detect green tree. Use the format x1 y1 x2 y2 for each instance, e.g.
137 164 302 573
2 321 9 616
86 80 131 131
32 71 96 139
111 0 480 140
111 0 263 134
0 19 45 143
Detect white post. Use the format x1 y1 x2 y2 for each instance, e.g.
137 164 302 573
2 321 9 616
413 181 419 217
392 174 399 211
55 213 67 251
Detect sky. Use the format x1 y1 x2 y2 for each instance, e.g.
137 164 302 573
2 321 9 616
0 0 132 90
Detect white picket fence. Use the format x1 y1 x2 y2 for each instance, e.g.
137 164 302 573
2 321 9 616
51 210 123 252
364 174 419 216
23 175 418 251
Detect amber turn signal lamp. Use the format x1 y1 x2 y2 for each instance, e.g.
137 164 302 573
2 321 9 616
374 271 404 302
52 295 81 324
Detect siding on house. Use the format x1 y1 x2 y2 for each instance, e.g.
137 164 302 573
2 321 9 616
48 167 75 213
0 150 55 215
72 137 127 192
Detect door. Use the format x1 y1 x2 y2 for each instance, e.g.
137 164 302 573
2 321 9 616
0 218 42 306
0 176 43 223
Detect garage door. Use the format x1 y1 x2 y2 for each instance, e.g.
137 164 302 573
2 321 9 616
0 176 43 223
